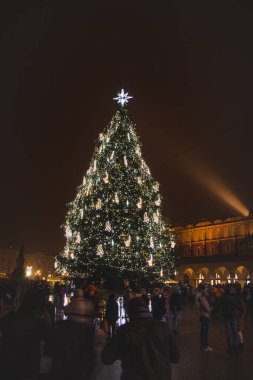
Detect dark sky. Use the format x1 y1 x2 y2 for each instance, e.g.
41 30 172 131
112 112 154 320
1 0 253 254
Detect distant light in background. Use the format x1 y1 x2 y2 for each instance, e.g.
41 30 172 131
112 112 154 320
202 176 249 217
179 159 249 217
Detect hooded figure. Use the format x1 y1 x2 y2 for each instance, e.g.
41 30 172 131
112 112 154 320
50 289 95 380
101 297 180 380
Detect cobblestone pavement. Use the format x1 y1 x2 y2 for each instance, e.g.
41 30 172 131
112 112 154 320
92 304 253 380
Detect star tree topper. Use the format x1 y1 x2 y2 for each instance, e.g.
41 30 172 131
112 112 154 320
113 89 133 107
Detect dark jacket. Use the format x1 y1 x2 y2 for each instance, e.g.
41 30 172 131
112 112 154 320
101 317 180 380
0 310 49 380
105 299 118 323
50 320 95 380
220 294 240 319
151 295 165 320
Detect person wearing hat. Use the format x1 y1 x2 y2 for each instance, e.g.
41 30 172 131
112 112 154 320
49 289 95 380
101 297 180 380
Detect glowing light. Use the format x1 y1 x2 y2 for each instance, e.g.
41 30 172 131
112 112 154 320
160 268 163 277
113 89 133 107
150 236 154 249
155 195 161 206
75 232 81 244
148 254 153 267
97 244 104 257
80 209 84 219
153 183 159 192
110 151 115 160
95 199 102 210
124 156 128 167
93 160 97 171
144 212 149 223
65 226 72 238
83 176 86 185
105 221 112 232
103 172 109 183
137 197 142 209
26 266 32 277
171 240 176 249
125 235 131 247
115 192 119 204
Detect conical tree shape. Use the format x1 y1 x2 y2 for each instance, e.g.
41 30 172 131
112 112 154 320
57 103 175 284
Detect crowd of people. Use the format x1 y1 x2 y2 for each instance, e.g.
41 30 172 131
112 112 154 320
0 279 252 379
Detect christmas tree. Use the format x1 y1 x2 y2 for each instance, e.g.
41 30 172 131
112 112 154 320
57 90 175 286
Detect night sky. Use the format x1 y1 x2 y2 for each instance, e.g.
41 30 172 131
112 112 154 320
1 1 253 254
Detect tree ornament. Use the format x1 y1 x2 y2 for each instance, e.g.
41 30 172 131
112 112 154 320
160 268 163 277
137 177 142 185
124 156 128 167
83 176 86 185
97 244 104 257
113 89 133 107
99 145 103 153
115 192 119 204
137 197 142 209
150 236 154 249
153 213 159 224
110 151 115 160
106 136 110 143
144 212 149 223
155 195 161 206
103 172 109 183
136 147 141 156
99 133 104 141
95 199 102 210
65 226 72 238
148 254 153 267
127 133 130 141
153 183 159 192
75 232 81 244
70 251 75 259
80 209 84 219
93 160 97 171
105 221 112 232
125 235 131 247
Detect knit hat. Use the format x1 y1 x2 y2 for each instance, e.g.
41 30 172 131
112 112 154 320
64 289 94 323
128 297 151 318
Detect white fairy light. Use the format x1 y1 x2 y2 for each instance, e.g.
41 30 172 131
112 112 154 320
137 197 142 209
82 176 86 185
126 200 129 206
171 240 176 249
80 209 84 219
150 236 154 249
110 151 115 160
111 239 114 247
124 156 128 167
113 89 133 107
127 133 130 141
160 268 163 277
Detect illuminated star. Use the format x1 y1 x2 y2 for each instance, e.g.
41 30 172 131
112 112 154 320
113 89 133 107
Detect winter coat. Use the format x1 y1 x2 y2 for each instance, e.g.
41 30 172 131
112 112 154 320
50 319 95 380
105 299 118 323
101 317 180 380
0 310 50 380
220 294 240 320
151 295 165 320
198 295 212 319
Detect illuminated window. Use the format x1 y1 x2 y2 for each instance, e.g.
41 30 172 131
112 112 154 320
215 273 220 284
199 273 204 284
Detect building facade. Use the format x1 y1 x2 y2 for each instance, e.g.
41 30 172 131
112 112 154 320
174 214 253 286
0 245 55 279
